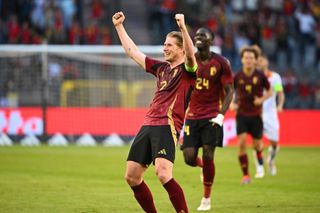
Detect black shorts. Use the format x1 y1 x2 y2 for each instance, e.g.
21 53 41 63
236 114 263 139
127 125 177 165
182 118 224 148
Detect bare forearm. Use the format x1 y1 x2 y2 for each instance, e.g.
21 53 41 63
115 25 138 59
180 27 196 67
175 14 196 68
112 11 145 68
220 84 234 115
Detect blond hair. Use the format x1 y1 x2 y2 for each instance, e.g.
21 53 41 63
167 31 183 48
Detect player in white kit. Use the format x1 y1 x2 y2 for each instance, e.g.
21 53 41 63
257 55 285 176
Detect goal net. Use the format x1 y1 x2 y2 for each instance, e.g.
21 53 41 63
0 45 164 138
0 45 165 107
0 45 220 141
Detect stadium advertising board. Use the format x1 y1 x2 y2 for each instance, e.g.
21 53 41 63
0 108 319 146
0 108 43 135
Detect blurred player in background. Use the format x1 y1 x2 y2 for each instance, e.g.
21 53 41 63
230 45 272 184
182 27 234 211
257 54 285 176
113 11 197 213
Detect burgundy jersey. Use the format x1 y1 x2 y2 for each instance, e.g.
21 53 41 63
234 69 270 116
143 57 196 132
186 52 233 119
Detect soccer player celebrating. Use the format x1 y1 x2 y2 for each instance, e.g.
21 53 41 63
182 28 234 211
257 54 285 176
112 11 197 213
231 45 272 184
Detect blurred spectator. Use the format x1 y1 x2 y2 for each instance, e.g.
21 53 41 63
31 31 43 44
0 18 7 43
282 69 298 108
221 27 237 70
294 5 317 69
31 0 46 33
47 8 66 44
315 22 320 71
313 79 320 108
100 26 112 45
90 0 104 21
68 20 82 44
17 0 33 24
297 77 314 108
275 16 290 71
7 15 20 43
145 0 163 44
20 22 32 44
233 24 250 70
57 0 76 29
84 20 99 44
160 0 177 35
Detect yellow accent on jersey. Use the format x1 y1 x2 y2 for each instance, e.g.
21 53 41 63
167 96 178 145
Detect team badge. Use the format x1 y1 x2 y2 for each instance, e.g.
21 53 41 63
253 76 258 84
210 66 216 76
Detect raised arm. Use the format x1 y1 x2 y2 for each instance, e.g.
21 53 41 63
175 14 197 72
112 11 146 69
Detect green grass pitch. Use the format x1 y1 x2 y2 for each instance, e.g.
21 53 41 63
0 145 319 213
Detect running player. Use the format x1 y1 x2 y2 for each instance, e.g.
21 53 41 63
231 45 272 184
113 12 197 213
257 54 285 176
182 28 234 211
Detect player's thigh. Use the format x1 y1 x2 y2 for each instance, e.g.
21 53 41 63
150 125 177 164
201 120 223 148
183 119 201 148
127 126 153 165
236 114 248 135
248 116 263 139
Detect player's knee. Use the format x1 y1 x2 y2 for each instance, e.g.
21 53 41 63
155 167 171 184
203 149 214 160
184 155 197 166
124 173 141 186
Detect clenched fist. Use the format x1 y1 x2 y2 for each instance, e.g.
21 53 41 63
175 14 186 30
112 11 125 26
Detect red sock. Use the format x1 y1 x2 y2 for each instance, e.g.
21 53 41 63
131 181 157 213
196 157 203 168
256 150 264 165
239 154 249 176
203 157 215 198
163 178 188 213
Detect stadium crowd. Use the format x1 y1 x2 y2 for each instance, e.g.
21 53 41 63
1 0 320 109
0 0 113 45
